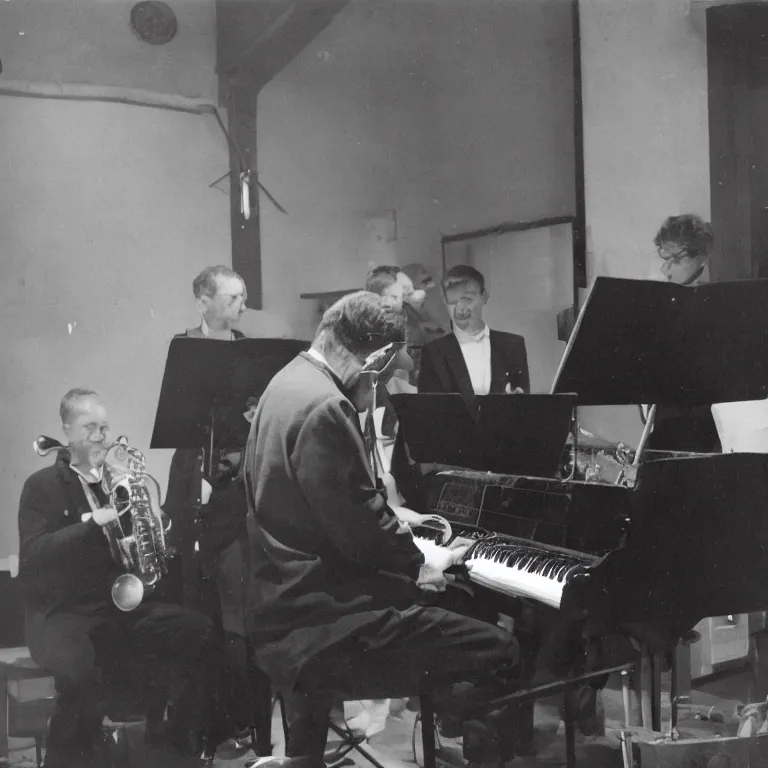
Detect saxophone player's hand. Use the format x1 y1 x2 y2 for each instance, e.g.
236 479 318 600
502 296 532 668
201 478 213 505
92 506 119 527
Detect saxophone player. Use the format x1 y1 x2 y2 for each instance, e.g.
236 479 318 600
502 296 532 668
18 389 220 768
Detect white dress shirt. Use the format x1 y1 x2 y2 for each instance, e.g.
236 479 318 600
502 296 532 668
454 324 491 396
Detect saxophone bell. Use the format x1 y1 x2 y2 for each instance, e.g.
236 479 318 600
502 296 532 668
111 573 145 612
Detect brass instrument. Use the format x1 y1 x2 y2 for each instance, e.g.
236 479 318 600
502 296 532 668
33 435 171 611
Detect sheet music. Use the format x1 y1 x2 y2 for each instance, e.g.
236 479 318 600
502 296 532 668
711 399 768 453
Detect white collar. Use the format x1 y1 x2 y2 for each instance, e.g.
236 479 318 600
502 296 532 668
307 347 330 367
201 316 234 340
453 323 490 344
307 347 344 378
70 462 104 484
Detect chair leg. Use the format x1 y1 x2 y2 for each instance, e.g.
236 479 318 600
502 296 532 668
420 695 436 768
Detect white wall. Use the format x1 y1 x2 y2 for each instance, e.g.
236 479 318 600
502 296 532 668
579 0 711 442
0 0 217 99
0 97 231 557
581 0 710 282
257 0 576 339
0 0 230 557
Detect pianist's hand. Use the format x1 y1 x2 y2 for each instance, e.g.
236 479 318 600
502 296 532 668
417 544 470 592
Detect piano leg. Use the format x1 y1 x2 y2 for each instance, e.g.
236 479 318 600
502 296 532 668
639 649 654 729
650 651 663 732
670 647 679 730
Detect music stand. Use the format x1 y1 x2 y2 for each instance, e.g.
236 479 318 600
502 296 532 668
150 336 307 760
551 276 768 407
551 276 768 465
151 337 308 462
390 393 576 478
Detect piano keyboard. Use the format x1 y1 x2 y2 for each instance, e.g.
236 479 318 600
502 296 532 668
462 536 597 610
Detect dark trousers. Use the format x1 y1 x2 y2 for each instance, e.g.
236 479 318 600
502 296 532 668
282 605 516 757
26 600 216 758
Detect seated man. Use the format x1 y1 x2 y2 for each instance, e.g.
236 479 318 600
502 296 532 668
243 292 518 759
418 265 529 401
18 388 220 768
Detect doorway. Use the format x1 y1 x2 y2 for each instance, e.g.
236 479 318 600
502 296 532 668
708 3 768 280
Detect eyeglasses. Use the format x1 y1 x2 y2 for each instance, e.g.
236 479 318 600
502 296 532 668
218 292 248 305
657 246 692 264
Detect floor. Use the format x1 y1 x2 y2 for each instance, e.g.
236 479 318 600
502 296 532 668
3 668 753 768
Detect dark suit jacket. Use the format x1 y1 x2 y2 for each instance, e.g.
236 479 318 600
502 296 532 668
646 404 721 454
243 353 425 688
18 452 120 618
418 330 530 402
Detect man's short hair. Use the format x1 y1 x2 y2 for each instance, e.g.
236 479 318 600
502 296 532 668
315 291 406 358
193 265 243 299
60 388 100 424
653 214 714 261
442 265 486 294
364 265 400 296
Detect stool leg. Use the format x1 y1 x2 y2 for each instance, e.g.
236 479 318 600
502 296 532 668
35 736 43 768
563 687 576 768
420 695 436 768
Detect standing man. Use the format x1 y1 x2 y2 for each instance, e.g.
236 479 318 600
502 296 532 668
645 215 720 453
244 291 519 761
653 213 713 287
418 265 529 401
364 265 445 386
182 264 248 339
19 389 218 768
163 264 270 756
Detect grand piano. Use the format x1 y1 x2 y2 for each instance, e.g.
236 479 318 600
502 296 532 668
389 276 768 768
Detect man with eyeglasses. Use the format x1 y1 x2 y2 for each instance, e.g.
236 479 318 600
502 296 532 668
161 265 265 759
645 214 722 454
244 291 519 762
653 213 713 287
182 265 248 340
18 389 219 768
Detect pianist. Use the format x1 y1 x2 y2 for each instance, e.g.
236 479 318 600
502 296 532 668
243 291 519 759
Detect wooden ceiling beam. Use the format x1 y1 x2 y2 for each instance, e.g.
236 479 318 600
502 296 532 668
216 0 349 89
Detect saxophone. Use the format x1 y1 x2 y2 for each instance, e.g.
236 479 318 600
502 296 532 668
33 435 171 611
